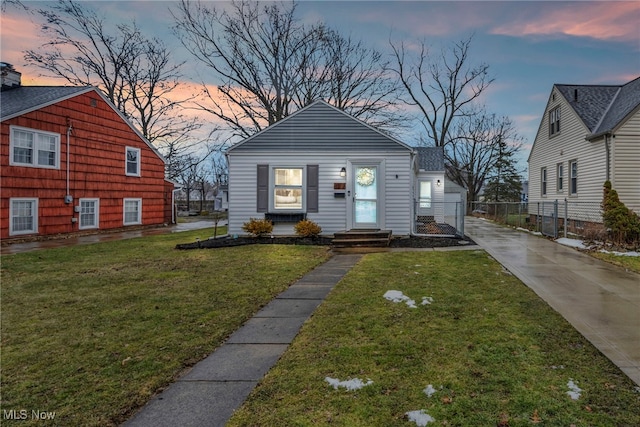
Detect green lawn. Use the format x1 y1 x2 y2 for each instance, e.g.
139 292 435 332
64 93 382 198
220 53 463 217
228 251 640 426
589 250 640 274
0 229 330 426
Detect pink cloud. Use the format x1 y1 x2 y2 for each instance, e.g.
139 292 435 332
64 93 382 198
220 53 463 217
492 2 640 44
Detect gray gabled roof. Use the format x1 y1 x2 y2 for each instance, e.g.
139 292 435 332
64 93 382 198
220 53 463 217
556 76 640 138
1 86 93 121
415 146 444 171
227 100 413 153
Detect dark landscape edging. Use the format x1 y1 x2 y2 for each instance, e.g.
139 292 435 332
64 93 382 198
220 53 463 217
175 235 475 250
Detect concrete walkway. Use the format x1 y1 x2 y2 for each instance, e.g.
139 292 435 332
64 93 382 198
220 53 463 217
465 217 640 386
123 254 363 427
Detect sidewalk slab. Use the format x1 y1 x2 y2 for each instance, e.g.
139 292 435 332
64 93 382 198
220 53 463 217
123 381 256 427
226 317 309 344
277 284 335 299
254 298 322 318
182 344 288 381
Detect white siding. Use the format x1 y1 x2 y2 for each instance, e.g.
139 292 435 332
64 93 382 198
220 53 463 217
528 88 608 220
612 110 640 213
228 151 413 236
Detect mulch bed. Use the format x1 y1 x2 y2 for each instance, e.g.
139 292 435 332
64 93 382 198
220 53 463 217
175 235 475 250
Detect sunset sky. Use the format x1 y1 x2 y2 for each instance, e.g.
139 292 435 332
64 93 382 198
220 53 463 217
2 1 639 172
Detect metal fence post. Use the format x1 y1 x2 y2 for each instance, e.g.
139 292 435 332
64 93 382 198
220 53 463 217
564 198 568 238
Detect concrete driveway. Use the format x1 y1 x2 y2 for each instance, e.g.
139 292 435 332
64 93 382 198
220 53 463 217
465 216 640 386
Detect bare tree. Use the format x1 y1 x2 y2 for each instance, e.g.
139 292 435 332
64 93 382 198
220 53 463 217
445 108 523 208
24 0 203 163
173 0 404 138
390 35 494 147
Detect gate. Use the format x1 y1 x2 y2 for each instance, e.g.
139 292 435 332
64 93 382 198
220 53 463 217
539 200 558 238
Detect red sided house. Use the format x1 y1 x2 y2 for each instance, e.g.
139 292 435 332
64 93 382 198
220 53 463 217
1 65 173 241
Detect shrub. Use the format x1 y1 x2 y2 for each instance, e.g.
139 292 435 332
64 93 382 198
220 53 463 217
242 218 273 237
601 181 640 245
294 219 322 237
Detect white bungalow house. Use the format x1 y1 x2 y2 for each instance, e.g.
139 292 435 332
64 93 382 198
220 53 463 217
226 100 458 237
528 76 640 226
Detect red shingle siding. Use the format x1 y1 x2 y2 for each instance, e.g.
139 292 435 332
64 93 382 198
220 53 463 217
1 90 172 240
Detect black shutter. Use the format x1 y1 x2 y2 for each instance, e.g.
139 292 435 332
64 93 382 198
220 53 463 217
307 165 319 213
257 164 268 212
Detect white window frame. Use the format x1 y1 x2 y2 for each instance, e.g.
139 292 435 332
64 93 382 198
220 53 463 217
271 167 305 211
569 160 578 195
79 198 100 230
125 147 141 177
9 126 60 169
549 107 560 137
123 198 142 225
9 198 38 236
541 167 547 196
556 163 564 192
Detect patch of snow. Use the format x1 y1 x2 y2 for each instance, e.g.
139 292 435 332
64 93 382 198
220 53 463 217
556 238 589 250
406 410 435 426
550 365 565 370
599 249 640 257
530 231 543 236
423 384 437 397
516 227 528 232
421 297 433 305
325 377 373 391
566 379 582 400
384 290 417 308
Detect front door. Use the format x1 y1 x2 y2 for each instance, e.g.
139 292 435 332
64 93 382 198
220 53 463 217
352 165 379 229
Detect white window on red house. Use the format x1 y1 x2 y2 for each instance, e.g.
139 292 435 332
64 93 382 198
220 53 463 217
79 199 99 229
10 126 60 169
123 198 142 225
10 198 38 235
126 147 141 176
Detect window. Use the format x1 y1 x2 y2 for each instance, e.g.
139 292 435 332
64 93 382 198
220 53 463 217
541 167 547 196
273 168 303 210
79 199 99 229
549 107 560 136
419 181 432 208
9 198 38 235
556 163 564 191
10 126 60 168
126 147 141 176
570 160 578 195
123 198 142 225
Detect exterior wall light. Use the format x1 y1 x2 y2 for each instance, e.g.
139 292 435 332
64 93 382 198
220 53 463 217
340 167 346 177
436 179 442 187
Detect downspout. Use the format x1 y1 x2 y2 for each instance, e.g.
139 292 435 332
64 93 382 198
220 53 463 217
604 134 611 182
65 119 73 201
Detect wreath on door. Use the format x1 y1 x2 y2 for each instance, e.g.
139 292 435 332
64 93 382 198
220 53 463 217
356 167 375 186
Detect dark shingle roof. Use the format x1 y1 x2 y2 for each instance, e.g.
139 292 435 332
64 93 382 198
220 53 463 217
1 86 93 121
555 76 640 136
416 146 444 171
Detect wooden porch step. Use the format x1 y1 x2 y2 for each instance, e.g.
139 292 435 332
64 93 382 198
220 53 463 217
332 230 392 248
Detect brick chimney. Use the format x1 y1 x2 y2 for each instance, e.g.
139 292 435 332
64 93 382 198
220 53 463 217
1 62 22 90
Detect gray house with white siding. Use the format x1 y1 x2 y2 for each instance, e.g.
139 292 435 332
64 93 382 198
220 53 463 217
528 76 640 221
226 100 449 236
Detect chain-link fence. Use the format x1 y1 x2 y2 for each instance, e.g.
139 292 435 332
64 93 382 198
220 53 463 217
470 200 605 239
414 201 465 237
